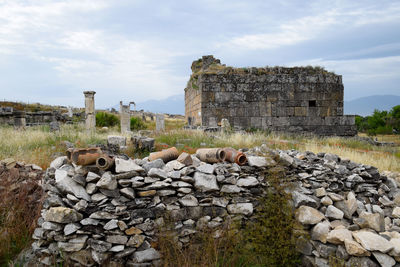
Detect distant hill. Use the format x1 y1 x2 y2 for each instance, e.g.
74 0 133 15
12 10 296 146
107 94 399 117
108 95 185 115
136 95 184 115
344 95 400 116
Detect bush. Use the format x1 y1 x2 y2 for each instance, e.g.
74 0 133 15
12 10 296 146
95 112 120 127
356 105 400 134
130 117 146 131
376 125 393 135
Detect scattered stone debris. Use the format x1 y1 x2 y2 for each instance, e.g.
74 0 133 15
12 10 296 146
26 142 400 266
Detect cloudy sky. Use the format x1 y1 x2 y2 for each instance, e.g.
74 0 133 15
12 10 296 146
0 0 399 109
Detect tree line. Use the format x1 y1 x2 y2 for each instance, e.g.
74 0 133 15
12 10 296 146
355 105 400 135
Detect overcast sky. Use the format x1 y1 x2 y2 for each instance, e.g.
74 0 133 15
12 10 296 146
0 0 399 109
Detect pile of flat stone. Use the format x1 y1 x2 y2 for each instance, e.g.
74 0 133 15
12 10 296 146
31 143 400 267
31 151 273 266
250 144 400 267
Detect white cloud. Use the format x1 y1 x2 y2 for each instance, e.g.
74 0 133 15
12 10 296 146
288 56 400 82
223 2 400 50
0 0 186 106
0 0 108 51
36 30 185 102
287 55 400 99
229 11 339 49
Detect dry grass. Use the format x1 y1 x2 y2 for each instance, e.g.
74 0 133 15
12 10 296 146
1 124 398 172
0 124 127 169
0 165 44 266
155 130 400 173
143 117 186 131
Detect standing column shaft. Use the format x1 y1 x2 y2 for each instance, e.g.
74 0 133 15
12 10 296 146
120 101 130 133
83 91 96 132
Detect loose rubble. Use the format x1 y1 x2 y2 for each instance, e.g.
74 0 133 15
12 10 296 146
29 144 400 266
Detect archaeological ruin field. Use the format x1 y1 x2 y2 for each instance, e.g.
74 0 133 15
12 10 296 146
0 109 399 266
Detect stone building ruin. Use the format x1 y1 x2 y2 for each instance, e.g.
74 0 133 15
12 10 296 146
185 55 356 136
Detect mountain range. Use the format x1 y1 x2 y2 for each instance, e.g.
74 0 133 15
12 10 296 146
108 94 400 117
344 95 400 116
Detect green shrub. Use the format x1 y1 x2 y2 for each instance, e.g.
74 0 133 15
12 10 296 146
95 112 120 127
130 117 146 131
376 125 393 135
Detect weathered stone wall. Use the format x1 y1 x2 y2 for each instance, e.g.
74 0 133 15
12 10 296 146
0 110 55 126
0 110 77 126
185 83 202 126
31 146 400 266
185 56 356 136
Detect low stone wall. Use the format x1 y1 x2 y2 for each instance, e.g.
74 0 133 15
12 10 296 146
0 110 79 127
31 146 400 266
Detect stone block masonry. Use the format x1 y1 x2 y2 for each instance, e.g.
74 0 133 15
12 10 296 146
185 55 357 136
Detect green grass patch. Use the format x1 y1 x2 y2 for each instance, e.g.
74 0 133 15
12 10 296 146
96 112 120 127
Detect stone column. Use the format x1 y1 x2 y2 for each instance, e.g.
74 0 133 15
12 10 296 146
156 114 165 131
120 101 131 133
83 91 96 132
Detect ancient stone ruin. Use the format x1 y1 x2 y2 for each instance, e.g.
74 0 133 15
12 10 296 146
120 101 136 133
0 106 77 128
28 144 400 266
185 55 357 136
84 91 96 132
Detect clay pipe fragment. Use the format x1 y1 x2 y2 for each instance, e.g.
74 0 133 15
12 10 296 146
195 148 226 163
96 154 115 171
223 147 248 166
67 147 103 166
149 147 179 163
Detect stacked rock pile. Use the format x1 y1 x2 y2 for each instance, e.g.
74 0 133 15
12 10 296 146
31 152 273 266
250 145 400 267
31 144 400 267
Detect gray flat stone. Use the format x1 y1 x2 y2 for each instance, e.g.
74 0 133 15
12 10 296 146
196 164 215 174
227 203 253 216
55 169 90 201
45 207 83 224
353 230 394 253
193 172 219 192
133 248 161 263
96 172 117 190
115 158 144 173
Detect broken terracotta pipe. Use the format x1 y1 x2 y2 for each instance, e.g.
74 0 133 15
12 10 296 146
96 154 114 171
67 147 103 166
149 147 179 163
223 147 247 166
195 148 226 163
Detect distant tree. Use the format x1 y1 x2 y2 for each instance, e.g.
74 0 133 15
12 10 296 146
391 105 400 119
388 105 400 132
367 109 386 130
355 115 368 132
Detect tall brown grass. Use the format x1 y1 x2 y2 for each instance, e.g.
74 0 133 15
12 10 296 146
0 166 44 266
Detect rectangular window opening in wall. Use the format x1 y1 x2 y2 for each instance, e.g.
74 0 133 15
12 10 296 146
309 100 316 107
